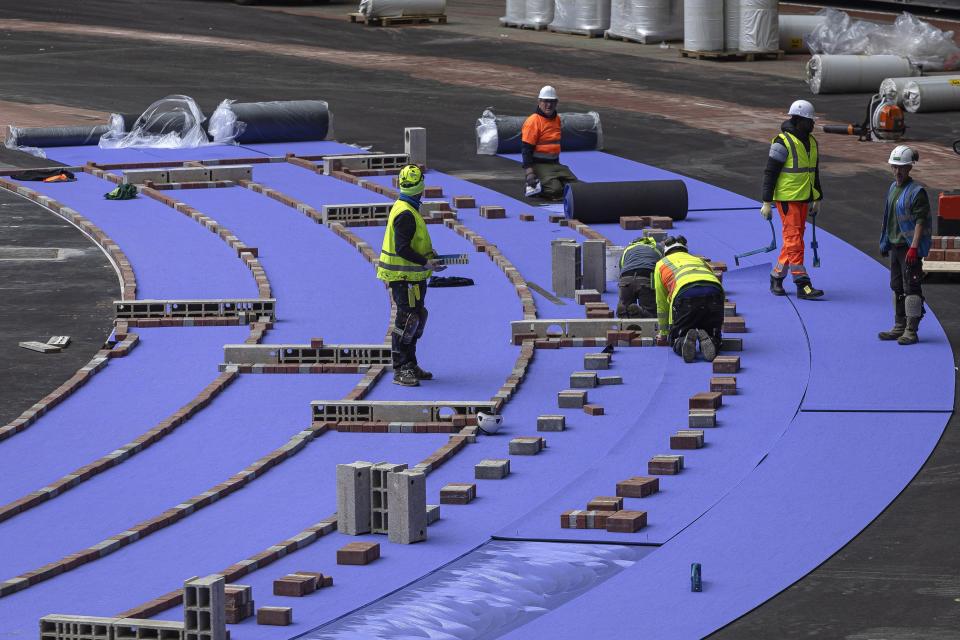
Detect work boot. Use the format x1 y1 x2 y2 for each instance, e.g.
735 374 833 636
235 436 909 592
796 280 824 300
879 294 907 340
898 317 920 345
697 329 718 362
411 364 433 380
392 366 419 387
681 328 697 363
770 276 786 296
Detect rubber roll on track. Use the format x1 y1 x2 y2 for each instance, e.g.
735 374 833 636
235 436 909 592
9 125 110 148
563 180 689 222
489 112 601 154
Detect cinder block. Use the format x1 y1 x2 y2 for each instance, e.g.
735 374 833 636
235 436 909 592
336 462 373 535
453 196 476 209
670 429 705 449
587 496 623 511
575 289 602 304
689 409 717 428
537 415 566 431
582 239 606 293
184 574 226 640
712 355 740 374
167 166 211 182
210 164 253 181
273 574 317 597
426 504 440 524
337 542 380 565
440 483 476 505
123 168 169 185
598 375 623 385
387 470 427 544
649 455 684 475
551 239 581 298
475 459 511 479
257 606 292 626
689 392 722 410
583 404 604 416
616 476 659 498
558 389 587 408
584 353 610 370
710 376 737 395
606 510 647 533
561 510 609 529
404 127 426 167
509 436 545 455
519 213 535 221
570 371 598 388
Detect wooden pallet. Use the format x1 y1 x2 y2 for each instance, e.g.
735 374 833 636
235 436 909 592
921 260 960 273
547 25 605 38
680 48 785 62
348 12 447 26
500 20 548 31
603 31 656 45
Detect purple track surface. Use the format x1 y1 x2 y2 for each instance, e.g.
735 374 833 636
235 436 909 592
0 141 949 640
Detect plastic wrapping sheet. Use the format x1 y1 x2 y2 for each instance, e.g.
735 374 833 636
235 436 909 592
209 99 330 144
607 0 682 44
475 109 603 155
524 0 554 26
99 95 209 149
549 0 611 34
724 0 740 51
502 0 526 22
739 0 778 53
359 0 446 17
807 54 916 94
806 9 960 72
903 78 960 113
684 0 723 51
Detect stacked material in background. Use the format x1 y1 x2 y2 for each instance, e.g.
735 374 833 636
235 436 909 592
605 0 682 44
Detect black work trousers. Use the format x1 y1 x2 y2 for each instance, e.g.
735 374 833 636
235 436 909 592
889 244 923 297
617 270 656 318
390 281 428 370
669 290 724 352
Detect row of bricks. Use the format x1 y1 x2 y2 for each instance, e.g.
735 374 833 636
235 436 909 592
124 317 247 327
1 176 138 299
411 435 470 476
105 334 140 359
342 366 386 401
245 322 270 345
619 215 675 230
492 343 537 408
227 363 372 374
931 236 960 250
925 249 960 262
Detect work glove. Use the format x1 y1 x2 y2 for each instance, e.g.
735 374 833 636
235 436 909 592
427 258 447 272
760 202 772 220
809 200 821 216
525 172 539 188
906 247 919 265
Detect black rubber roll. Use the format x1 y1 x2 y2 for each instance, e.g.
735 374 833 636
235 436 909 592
491 112 602 154
228 100 330 143
9 125 110 148
563 180 689 222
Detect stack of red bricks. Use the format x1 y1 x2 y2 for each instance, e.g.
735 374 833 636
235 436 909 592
273 571 332 596
606 330 643 347
585 302 614 318
225 584 254 624
618 215 673 230
561 495 648 533
926 237 960 262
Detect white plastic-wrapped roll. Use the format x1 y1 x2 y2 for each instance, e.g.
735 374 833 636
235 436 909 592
525 0 554 25
607 0 682 44
881 76 960 107
359 0 446 17
684 0 723 51
739 0 777 53
903 78 960 113
807 54 916 95
550 0 610 32
778 14 824 53
724 0 740 52
502 0 526 23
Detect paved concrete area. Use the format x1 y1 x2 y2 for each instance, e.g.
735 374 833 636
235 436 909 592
0 0 957 636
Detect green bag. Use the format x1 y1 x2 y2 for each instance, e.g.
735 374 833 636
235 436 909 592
104 184 138 200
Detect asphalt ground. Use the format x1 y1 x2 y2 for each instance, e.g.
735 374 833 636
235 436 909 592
0 1 957 636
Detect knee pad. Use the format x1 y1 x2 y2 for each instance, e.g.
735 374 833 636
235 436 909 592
413 307 428 339
393 308 421 345
904 294 924 318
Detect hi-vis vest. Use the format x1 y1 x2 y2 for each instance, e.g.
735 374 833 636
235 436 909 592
653 252 722 331
376 199 434 283
773 131 820 202
521 113 561 162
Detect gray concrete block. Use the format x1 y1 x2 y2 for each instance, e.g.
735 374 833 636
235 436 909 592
404 127 427 168
184 574 226 640
570 371 598 388
426 504 440 525
584 353 610 370
582 239 606 293
537 414 566 431
123 168 168 185
575 289 602 304
474 458 511 479
643 228 667 242
689 410 717 428
387 470 427 544
598 375 623 385
210 164 253 181
509 437 545 455
551 240 581 299
167 166 211 182
558 389 587 408
336 461 373 535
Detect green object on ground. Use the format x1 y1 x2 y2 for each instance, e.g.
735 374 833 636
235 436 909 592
104 184 138 200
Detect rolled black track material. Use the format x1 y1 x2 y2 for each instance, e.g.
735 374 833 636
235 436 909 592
228 100 330 143
563 180 689 222
492 112 602 154
9 125 110 148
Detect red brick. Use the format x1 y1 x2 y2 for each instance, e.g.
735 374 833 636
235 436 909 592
336 542 380 565
583 404 604 416
606 510 647 533
274 573 317 596
712 355 740 374
453 196 476 209
616 476 659 498
587 496 623 511
689 392 722 410
440 483 476 505
723 316 746 333
710 376 737 395
257 606 292 626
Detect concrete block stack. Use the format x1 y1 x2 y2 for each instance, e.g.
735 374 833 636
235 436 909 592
371 463 407 534
582 239 606 292
648 454 684 475
386 469 427 544
570 371 598 388
551 239 582 298
337 461 429 544
184 575 226 640
584 352 610 370
336 461 373 535
616 476 659 498
670 430 705 449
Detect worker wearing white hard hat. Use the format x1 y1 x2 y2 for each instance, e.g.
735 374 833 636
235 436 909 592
521 85 578 200
759 99 825 300
878 145 931 345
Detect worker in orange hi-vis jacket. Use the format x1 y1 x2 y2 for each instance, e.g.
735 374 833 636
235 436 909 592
521 85 578 200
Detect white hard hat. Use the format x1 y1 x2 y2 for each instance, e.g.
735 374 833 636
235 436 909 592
787 99 816 121
889 145 918 166
538 85 558 101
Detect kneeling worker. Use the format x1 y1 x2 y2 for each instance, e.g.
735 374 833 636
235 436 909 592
376 165 446 386
617 237 662 318
878 145 930 345
654 236 724 363
521 85 578 200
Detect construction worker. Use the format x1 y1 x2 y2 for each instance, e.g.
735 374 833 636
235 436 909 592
376 165 446 386
760 99 825 299
653 236 724 363
522 85 578 200
878 145 930 345
617 237 662 318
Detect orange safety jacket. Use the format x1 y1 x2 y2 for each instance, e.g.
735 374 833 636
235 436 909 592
521 113 561 163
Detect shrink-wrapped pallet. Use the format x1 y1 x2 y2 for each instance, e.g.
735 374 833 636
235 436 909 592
549 0 610 35
606 0 682 44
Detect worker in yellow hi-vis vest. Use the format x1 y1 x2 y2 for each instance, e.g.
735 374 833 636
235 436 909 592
376 165 445 387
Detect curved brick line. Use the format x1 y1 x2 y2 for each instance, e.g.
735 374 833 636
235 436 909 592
0 368 237 532
0 333 140 445
0 177 136 299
